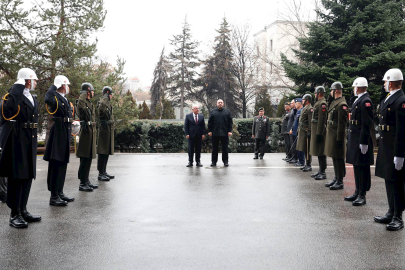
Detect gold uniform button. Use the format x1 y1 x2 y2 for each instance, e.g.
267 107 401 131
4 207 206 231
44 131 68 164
381 137 383 139
32 135 34 138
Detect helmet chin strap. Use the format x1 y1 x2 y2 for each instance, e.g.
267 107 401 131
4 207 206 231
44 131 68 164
385 82 390 92
29 79 35 91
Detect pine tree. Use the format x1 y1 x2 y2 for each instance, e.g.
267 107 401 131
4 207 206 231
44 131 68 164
276 96 290 117
168 16 200 119
150 47 170 118
161 98 176 119
254 87 273 116
139 101 152 119
281 0 405 103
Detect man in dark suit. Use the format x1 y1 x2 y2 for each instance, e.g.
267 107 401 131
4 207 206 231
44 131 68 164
281 102 291 160
286 100 297 163
185 104 206 167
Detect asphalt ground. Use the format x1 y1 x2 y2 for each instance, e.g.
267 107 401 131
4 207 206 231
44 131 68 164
0 153 404 270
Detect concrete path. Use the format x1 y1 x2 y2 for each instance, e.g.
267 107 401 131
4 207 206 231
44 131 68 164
0 153 404 269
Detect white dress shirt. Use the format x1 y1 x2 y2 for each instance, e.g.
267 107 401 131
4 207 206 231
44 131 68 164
23 88 34 106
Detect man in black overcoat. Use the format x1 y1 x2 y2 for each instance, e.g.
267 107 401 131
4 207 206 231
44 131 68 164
185 104 206 167
281 102 291 160
0 68 41 228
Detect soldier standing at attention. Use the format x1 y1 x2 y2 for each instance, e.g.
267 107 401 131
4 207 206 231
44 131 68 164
76 83 98 192
252 107 271 159
310 86 328 180
324 82 349 190
44 75 76 206
296 94 313 172
374 68 405 231
345 77 374 206
0 68 41 228
281 102 292 161
97 86 115 181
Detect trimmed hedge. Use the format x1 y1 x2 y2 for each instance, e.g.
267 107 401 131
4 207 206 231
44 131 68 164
114 118 283 153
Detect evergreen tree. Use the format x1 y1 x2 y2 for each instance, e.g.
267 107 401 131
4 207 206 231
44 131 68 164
276 96 290 117
150 47 170 118
139 101 152 119
168 16 200 119
254 87 273 116
161 98 176 119
281 0 405 103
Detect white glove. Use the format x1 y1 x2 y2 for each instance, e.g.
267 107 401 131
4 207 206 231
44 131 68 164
394 157 404 171
14 78 26 85
359 144 368 155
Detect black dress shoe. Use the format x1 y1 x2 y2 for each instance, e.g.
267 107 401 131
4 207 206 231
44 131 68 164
285 158 292 162
325 177 337 187
224 161 229 167
50 196 68 206
196 162 203 167
311 171 320 178
374 213 394 224
87 180 98 189
314 173 327 180
21 210 41 222
0 195 6 203
387 216 404 231
289 159 298 164
295 163 304 167
9 215 28 228
105 172 114 179
329 180 344 190
79 183 93 192
253 156 258 159
300 165 306 170
59 193 75 202
210 163 216 167
344 193 358 202
352 195 366 206
186 162 193 167
303 166 312 172
98 174 110 181
259 156 263 160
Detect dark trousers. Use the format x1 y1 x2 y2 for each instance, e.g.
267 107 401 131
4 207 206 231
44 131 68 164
385 179 405 215
254 138 266 157
212 136 229 163
78 157 92 181
304 138 311 166
47 160 68 196
0 177 7 200
289 134 297 159
283 134 291 157
332 158 346 179
6 178 32 212
353 165 371 196
97 154 109 173
318 156 327 172
187 137 202 162
297 151 305 164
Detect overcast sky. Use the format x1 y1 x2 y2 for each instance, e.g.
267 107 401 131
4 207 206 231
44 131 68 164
95 0 315 88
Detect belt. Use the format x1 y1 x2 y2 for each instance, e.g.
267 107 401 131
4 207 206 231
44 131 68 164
311 119 318 123
80 121 96 126
379 124 395 132
349 120 361 125
53 117 73 123
22 122 38 129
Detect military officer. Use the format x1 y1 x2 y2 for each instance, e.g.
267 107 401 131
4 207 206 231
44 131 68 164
374 68 405 231
0 68 41 228
296 94 313 172
44 75 76 206
252 107 271 159
310 86 328 180
281 102 292 160
345 77 374 206
286 100 297 163
97 86 115 181
76 83 98 192
324 82 349 190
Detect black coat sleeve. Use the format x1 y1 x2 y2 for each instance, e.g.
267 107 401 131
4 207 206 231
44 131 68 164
360 100 373 145
44 85 58 111
3 84 25 118
228 111 233 133
184 114 189 136
394 100 405 157
208 111 214 133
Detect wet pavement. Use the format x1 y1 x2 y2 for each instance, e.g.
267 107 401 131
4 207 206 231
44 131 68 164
0 153 404 269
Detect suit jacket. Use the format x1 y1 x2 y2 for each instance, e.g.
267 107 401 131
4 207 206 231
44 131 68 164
281 110 291 134
287 109 296 132
184 113 206 138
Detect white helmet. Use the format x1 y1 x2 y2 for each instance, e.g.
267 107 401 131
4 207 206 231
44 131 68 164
17 68 38 80
383 68 403 81
54 75 70 89
352 77 368 87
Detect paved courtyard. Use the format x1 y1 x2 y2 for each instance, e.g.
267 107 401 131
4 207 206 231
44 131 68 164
0 153 404 269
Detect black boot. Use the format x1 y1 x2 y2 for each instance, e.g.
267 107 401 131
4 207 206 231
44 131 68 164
314 172 327 180
9 209 28 229
344 190 359 202
253 154 258 160
386 213 404 231
330 178 344 190
87 180 98 189
196 162 203 167
59 192 75 202
186 162 193 167
374 212 394 224
79 179 93 192
352 195 366 206
303 165 312 172
105 172 115 179
98 173 110 181
21 209 41 222
300 165 306 170
210 162 217 167
224 161 229 167
311 171 320 178
325 177 337 187
259 156 263 160
50 196 68 206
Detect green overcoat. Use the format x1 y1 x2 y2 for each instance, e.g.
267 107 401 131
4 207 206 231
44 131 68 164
76 93 96 159
97 97 114 155
296 104 312 152
324 97 348 158
309 97 328 156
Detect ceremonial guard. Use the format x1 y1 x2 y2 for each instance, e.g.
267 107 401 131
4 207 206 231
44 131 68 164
281 102 292 160
374 68 405 231
296 94 313 171
44 75 76 206
286 100 297 163
324 82 348 190
97 86 115 181
0 68 41 228
310 86 328 180
76 83 98 191
252 107 271 159
344 77 374 206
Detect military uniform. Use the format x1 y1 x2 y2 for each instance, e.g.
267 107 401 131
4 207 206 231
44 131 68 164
324 96 348 189
44 84 75 205
281 105 292 159
310 97 328 179
76 90 97 191
346 92 374 205
296 102 312 170
252 115 271 159
97 95 115 180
